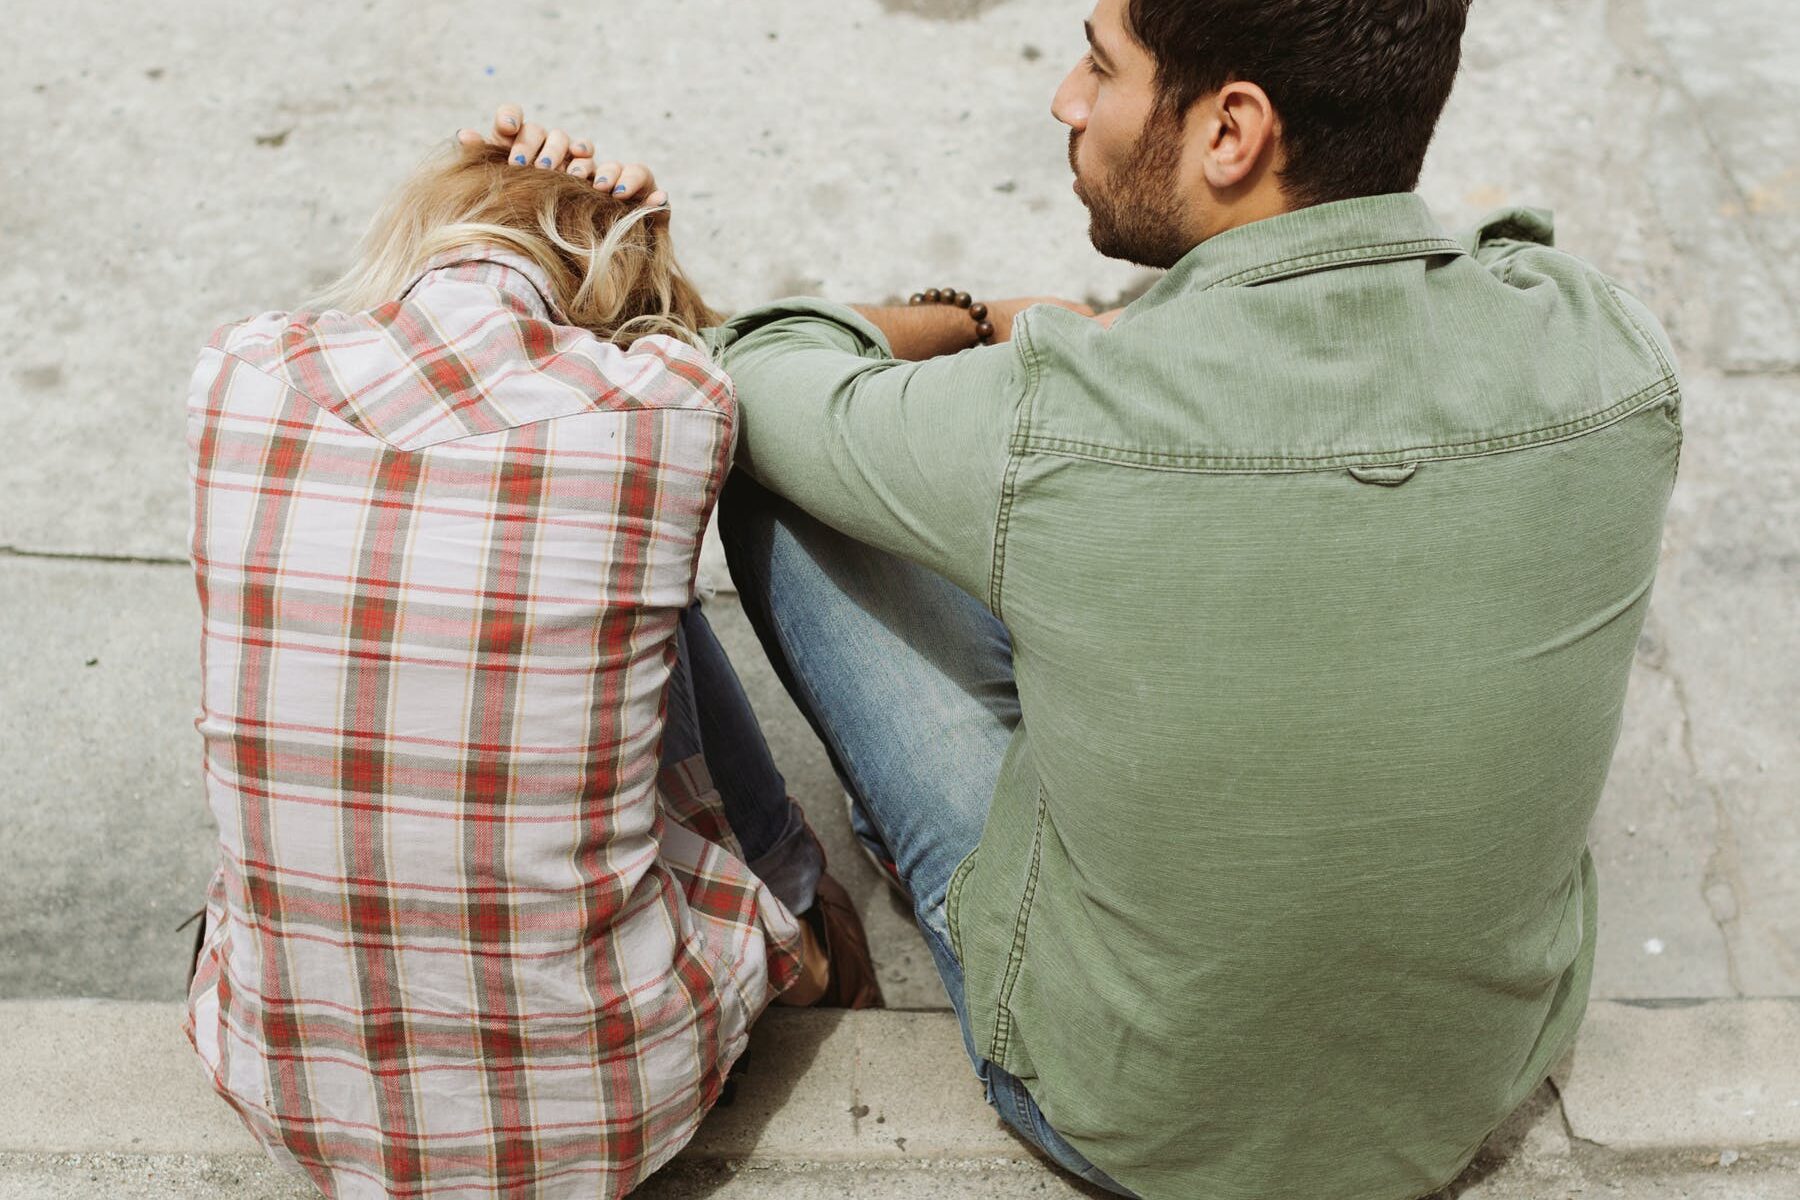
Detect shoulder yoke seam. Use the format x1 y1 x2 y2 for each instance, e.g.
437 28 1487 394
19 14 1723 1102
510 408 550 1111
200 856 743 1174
1014 376 1677 474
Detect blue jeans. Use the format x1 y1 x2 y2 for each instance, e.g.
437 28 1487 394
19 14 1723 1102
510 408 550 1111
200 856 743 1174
718 473 1133 1196
662 601 822 915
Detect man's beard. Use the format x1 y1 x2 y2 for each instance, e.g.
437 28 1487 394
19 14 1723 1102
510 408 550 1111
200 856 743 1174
1069 110 1192 270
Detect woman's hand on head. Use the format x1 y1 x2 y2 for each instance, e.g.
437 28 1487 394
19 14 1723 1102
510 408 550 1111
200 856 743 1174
456 104 580 169
456 105 670 210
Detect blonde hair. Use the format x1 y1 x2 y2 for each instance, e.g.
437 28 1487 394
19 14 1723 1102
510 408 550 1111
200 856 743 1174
312 141 719 348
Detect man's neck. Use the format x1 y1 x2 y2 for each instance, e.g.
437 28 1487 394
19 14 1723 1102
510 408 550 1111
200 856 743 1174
1194 190 1296 245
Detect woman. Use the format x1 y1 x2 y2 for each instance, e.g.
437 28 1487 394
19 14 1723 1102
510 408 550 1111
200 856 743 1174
184 134 878 1200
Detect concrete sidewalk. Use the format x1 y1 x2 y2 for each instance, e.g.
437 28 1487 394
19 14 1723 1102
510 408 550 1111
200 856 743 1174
3 1000 1798 1198
4 0 1797 1011
2 0 1797 1197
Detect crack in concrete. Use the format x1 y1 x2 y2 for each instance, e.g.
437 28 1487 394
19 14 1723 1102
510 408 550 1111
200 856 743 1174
1603 0 1800 321
1635 611 1748 996
850 1022 867 1139
1544 1074 1608 1152
0 545 187 568
876 0 1014 20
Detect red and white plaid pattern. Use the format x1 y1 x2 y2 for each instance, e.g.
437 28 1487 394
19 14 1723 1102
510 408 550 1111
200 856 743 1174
183 250 802 1199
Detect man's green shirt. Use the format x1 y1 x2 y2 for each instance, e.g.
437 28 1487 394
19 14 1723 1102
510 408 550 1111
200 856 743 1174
713 194 1681 1200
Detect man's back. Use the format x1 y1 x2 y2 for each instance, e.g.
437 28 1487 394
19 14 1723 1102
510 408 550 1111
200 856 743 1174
954 195 1679 1197
719 193 1680 1198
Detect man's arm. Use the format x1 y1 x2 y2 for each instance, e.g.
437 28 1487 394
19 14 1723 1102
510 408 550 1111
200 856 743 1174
714 300 1035 603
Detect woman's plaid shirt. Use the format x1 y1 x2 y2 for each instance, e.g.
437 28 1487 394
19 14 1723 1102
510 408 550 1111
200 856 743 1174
183 250 802 1199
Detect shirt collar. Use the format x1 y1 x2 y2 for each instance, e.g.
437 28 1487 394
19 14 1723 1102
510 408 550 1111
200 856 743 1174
402 247 571 323
1157 192 1466 296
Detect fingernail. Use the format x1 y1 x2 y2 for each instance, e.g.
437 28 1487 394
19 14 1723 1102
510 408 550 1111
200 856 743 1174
501 117 519 130
613 185 627 195
514 155 527 165
595 176 609 186
538 156 552 167
574 142 589 153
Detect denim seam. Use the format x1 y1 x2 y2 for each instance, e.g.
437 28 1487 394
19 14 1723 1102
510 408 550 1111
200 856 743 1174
1205 236 1467 289
1600 281 1684 469
989 313 1044 619
1601 280 1680 396
944 847 978 964
1016 377 1677 472
988 784 1048 1066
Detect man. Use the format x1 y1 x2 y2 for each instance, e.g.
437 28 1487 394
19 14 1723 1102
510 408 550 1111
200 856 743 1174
497 0 1681 1195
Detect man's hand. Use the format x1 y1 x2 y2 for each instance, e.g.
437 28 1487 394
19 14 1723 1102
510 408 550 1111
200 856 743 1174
855 295 1096 361
455 105 669 209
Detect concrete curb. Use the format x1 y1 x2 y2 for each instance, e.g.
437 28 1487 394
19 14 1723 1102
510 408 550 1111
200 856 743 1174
1553 998 1800 1151
0 1155 1111 1200
2 999 1795 1169
0 1002 1025 1162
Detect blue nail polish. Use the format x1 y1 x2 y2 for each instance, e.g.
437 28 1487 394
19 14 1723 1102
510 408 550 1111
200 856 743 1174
514 155 527 164
538 156 552 166
613 185 627 195
596 177 609 186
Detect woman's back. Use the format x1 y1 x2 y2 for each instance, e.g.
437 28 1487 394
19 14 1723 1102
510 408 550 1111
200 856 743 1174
185 152 799 1200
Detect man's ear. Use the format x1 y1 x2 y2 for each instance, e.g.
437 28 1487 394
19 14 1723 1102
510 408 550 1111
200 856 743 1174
1200 81 1279 190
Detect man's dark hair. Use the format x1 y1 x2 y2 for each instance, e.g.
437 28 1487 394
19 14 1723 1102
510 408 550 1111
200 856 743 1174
1124 0 1471 208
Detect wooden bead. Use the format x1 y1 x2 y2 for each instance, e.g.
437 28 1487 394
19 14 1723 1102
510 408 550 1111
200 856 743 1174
969 302 989 321
925 288 942 303
940 287 959 303
909 293 926 305
975 321 996 341
954 292 972 308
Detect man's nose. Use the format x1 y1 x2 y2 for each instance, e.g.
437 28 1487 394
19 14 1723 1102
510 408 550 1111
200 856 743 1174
1051 67 1092 130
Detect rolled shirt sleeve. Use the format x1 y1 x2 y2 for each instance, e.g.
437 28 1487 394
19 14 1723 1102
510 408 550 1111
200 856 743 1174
711 298 1024 605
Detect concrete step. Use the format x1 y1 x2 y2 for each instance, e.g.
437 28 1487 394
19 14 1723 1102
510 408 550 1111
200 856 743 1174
2 999 1797 1198
14 546 1800 1013
0 557 945 1010
6 1151 1799 1200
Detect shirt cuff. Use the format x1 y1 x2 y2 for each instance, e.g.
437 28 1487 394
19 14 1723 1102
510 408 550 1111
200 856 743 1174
706 297 895 362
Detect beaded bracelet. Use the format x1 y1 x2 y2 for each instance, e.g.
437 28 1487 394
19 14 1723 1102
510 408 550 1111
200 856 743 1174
908 286 995 345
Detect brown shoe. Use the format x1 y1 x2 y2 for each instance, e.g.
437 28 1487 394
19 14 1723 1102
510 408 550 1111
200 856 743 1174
804 872 885 1009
